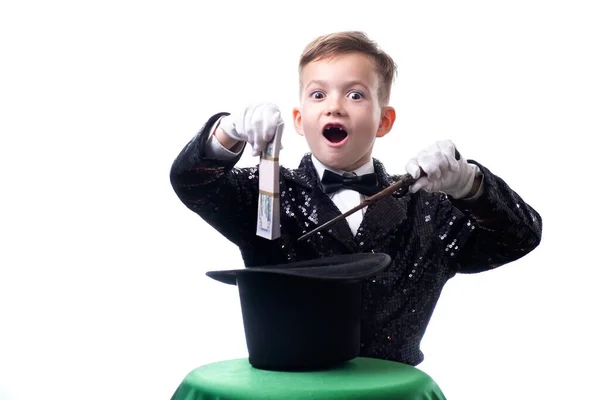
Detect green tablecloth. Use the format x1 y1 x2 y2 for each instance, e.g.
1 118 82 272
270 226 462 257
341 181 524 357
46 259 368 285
171 357 446 400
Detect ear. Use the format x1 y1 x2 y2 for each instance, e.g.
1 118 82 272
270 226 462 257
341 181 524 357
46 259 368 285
376 106 396 138
293 107 304 136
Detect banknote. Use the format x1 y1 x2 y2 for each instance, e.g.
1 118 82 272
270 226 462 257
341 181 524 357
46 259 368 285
258 192 272 232
256 123 283 240
263 123 283 159
264 141 275 159
257 192 280 239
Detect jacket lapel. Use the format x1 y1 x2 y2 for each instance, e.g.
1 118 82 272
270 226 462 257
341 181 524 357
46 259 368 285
283 154 357 252
355 159 410 250
357 193 409 249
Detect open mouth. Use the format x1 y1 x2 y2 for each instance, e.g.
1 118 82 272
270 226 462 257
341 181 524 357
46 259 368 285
322 124 348 144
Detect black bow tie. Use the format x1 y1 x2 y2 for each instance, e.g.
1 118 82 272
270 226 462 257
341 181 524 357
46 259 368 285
320 169 380 196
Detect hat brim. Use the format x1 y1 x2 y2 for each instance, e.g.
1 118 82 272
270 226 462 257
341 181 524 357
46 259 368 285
206 253 391 286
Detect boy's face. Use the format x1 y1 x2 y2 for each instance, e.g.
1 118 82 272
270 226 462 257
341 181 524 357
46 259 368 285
293 52 395 171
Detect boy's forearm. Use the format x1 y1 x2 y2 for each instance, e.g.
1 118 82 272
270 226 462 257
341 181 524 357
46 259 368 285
170 112 237 184
450 161 542 272
170 112 254 246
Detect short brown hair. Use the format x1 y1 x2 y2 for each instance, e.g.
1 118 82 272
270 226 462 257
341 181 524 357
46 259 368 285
299 31 397 105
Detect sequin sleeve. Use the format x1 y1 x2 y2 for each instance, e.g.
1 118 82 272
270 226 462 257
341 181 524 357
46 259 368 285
443 160 542 274
169 112 259 246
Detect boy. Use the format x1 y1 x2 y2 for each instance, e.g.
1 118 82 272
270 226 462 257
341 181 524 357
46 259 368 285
170 31 542 366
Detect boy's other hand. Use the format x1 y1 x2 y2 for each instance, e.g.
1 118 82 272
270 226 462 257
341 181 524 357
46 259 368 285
218 103 285 157
405 140 478 199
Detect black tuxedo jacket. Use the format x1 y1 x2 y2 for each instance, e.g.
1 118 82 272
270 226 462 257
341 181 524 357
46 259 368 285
170 112 542 366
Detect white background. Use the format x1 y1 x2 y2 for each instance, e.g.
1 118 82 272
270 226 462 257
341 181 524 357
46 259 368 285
1 1 599 399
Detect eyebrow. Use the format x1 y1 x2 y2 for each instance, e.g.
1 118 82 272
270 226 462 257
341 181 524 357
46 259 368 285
304 79 369 91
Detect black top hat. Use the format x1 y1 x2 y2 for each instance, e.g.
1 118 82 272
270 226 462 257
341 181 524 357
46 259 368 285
206 253 391 371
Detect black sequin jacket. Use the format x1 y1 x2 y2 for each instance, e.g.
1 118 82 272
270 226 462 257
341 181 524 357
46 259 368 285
170 112 543 366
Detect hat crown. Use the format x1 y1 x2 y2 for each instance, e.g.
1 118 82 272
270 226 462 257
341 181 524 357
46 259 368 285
205 253 392 371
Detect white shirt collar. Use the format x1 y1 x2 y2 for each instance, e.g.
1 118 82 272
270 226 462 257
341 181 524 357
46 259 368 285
311 154 375 180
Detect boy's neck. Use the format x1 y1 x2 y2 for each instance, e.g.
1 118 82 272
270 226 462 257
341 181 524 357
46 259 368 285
311 155 374 179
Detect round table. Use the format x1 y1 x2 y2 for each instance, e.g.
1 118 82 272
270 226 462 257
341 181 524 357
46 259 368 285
170 357 446 400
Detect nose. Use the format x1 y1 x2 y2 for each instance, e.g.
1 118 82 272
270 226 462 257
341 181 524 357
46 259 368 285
325 96 346 116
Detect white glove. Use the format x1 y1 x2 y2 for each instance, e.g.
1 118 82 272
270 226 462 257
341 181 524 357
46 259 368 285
405 140 477 199
218 103 284 157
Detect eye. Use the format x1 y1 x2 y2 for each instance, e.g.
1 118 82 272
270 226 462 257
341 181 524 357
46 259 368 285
310 91 325 99
348 91 364 100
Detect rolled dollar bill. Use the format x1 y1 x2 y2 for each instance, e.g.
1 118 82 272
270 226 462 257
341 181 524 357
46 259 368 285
256 123 284 240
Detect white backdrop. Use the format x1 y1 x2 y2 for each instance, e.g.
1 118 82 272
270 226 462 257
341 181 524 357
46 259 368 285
1 1 599 399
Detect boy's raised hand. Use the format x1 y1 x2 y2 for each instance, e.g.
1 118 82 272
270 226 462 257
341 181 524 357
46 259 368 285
219 103 285 157
405 140 478 199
